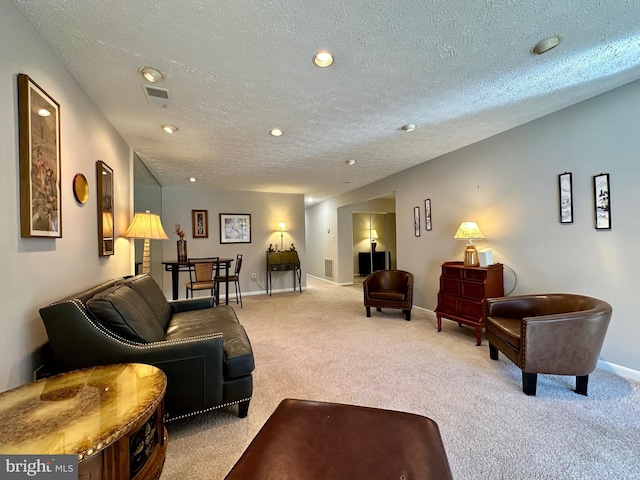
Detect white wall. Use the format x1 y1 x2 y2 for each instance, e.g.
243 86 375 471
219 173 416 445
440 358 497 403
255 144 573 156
161 187 306 299
0 1 132 390
306 79 640 372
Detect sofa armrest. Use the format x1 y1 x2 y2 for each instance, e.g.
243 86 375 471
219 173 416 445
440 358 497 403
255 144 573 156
169 297 215 313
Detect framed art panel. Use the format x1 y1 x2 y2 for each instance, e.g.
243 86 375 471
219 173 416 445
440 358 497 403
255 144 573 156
414 206 420 237
558 172 573 224
192 209 208 238
220 213 251 243
18 74 62 237
593 173 611 230
97 161 114 256
425 199 432 231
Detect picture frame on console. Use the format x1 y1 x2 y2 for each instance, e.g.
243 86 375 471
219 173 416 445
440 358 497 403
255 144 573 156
220 213 251 244
192 209 208 238
558 172 573 224
414 206 420 237
18 74 62 238
593 173 611 230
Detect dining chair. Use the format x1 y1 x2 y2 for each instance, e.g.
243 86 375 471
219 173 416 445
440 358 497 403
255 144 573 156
215 253 243 307
185 257 220 300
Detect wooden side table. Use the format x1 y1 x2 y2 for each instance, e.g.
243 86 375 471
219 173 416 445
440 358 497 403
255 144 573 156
0 363 167 480
435 261 504 345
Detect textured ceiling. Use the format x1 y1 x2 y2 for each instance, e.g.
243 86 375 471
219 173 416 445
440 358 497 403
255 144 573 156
13 0 640 204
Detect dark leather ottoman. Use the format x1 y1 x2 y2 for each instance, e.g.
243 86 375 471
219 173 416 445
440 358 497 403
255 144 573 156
225 398 454 479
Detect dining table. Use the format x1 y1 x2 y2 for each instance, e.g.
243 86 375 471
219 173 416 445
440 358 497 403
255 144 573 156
162 258 234 304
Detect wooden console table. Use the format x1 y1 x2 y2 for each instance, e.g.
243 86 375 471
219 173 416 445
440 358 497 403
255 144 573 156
434 261 504 345
0 363 167 480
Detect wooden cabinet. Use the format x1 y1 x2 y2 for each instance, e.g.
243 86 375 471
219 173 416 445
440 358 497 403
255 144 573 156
434 261 504 345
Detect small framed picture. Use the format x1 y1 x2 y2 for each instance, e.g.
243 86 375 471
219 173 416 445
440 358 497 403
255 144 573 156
192 210 208 238
220 213 251 243
425 199 432 231
558 172 573 224
414 206 420 237
593 173 611 230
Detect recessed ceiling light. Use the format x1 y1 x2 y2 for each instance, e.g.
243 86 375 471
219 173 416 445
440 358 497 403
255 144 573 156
38 108 51 117
532 36 562 55
346 159 356 165
401 123 416 132
139 66 164 83
313 51 334 68
189 177 196 182
162 124 178 134
270 128 283 137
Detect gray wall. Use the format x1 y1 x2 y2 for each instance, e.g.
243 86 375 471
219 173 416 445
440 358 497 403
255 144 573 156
160 187 306 299
0 1 132 390
306 79 640 374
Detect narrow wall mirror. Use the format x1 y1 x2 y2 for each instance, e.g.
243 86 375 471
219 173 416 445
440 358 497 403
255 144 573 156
97 160 114 256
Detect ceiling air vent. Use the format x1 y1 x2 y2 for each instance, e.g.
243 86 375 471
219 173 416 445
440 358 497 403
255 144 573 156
141 85 173 108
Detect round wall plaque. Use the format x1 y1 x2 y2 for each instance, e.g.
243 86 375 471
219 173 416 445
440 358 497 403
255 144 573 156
73 173 89 204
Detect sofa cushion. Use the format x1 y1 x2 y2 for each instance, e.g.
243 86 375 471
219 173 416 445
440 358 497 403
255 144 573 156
165 305 254 378
86 284 165 343
486 316 521 350
119 274 172 330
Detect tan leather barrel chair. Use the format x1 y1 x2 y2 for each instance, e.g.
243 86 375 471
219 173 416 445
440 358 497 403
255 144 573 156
363 270 413 321
486 293 612 396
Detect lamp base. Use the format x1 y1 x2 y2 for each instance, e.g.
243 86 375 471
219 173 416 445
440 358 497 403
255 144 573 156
463 244 479 267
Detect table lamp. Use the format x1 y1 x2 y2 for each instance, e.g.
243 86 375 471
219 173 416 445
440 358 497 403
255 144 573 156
453 221 485 267
123 210 169 274
370 229 379 252
278 222 287 250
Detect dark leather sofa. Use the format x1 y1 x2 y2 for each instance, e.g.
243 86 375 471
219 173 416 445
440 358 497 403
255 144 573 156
39 274 254 421
486 293 612 396
363 270 414 321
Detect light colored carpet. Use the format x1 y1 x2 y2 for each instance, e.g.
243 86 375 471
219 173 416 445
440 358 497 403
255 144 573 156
162 277 640 479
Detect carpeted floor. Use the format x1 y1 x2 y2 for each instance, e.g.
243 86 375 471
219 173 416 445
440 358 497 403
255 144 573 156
162 276 640 479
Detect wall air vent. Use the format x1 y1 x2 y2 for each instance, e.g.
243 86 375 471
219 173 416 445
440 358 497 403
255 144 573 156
141 85 173 108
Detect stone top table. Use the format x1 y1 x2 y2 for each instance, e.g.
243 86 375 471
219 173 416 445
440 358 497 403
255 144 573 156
0 363 167 480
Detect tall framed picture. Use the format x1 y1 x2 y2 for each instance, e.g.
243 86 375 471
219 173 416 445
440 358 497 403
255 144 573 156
425 199 432 231
192 209 208 238
413 206 420 237
18 74 62 238
97 161 114 256
593 173 611 230
558 172 573 224
220 213 251 243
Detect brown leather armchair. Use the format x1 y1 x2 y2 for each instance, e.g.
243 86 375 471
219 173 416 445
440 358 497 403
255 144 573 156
363 270 413 321
486 294 612 396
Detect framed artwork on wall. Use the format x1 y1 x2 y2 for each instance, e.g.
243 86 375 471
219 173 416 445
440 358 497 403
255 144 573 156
192 209 208 238
558 172 573 224
425 199 432 231
18 74 62 238
97 161 114 256
414 206 420 237
220 213 251 243
593 173 611 230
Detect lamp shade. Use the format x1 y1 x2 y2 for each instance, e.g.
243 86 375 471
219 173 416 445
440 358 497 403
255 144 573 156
122 211 169 240
453 222 485 241
370 229 379 240
278 222 287 232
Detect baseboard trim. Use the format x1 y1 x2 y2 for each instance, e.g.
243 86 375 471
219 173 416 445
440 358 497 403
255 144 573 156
306 274 352 286
597 360 640 382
